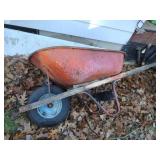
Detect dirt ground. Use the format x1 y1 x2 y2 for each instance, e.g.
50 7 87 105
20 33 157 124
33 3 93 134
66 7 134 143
4 56 156 140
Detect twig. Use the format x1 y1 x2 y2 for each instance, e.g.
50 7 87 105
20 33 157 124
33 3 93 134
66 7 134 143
84 116 99 137
114 127 141 140
111 120 155 140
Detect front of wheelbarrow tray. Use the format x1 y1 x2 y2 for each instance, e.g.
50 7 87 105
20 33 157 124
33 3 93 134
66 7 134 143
27 46 125 127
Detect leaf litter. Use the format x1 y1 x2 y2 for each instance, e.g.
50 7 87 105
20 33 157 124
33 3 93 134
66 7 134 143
4 56 156 140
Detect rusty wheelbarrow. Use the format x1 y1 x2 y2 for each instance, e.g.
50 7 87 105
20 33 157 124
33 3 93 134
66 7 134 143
19 46 155 127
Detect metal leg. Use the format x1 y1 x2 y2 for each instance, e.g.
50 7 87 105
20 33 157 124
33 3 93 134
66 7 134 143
82 81 120 116
45 69 51 94
111 81 121 115
81 91 100 113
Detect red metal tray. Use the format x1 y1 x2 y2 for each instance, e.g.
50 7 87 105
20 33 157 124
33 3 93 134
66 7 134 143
29 47 125 87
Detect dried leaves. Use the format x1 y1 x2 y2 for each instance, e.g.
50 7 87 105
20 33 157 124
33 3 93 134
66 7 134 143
4 56 156 140
17 91 27 105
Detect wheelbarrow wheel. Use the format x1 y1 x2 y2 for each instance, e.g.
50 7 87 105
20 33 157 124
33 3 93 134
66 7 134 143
27 85 70 127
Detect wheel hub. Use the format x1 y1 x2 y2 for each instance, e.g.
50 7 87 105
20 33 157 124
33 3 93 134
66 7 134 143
47 103 54 108
37 93 62 119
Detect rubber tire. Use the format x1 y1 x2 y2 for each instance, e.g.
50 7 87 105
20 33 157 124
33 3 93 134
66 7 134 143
27 85 70 127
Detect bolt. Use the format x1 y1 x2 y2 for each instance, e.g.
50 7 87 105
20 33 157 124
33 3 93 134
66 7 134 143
47 103 54 108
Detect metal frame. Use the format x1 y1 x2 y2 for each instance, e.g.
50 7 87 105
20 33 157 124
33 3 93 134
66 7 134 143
82 81 120 116
19 63 156 113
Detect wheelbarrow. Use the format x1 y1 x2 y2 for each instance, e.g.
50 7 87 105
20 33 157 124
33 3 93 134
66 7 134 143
19 46 156 127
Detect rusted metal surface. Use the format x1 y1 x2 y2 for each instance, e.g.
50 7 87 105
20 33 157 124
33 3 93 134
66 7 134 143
19 63 156 113
29 46 125 86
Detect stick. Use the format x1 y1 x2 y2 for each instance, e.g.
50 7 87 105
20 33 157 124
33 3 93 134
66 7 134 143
19 63 156 113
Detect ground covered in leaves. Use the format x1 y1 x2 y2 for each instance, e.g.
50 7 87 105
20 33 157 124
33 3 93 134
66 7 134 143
4 56 156 140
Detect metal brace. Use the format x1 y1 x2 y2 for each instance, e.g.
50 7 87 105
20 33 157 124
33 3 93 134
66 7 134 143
43 68 51 94
82 80 120 116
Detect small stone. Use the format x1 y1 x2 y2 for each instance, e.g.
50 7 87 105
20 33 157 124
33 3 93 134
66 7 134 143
106 129 113 139
83 128 89 134
77 116 82 121
145 134 152 140
63 130 68 136
26 135 32 140
137 89 144 95
100 114 106 121
122 97 126 102
140 134 145 139
105 121 111 127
